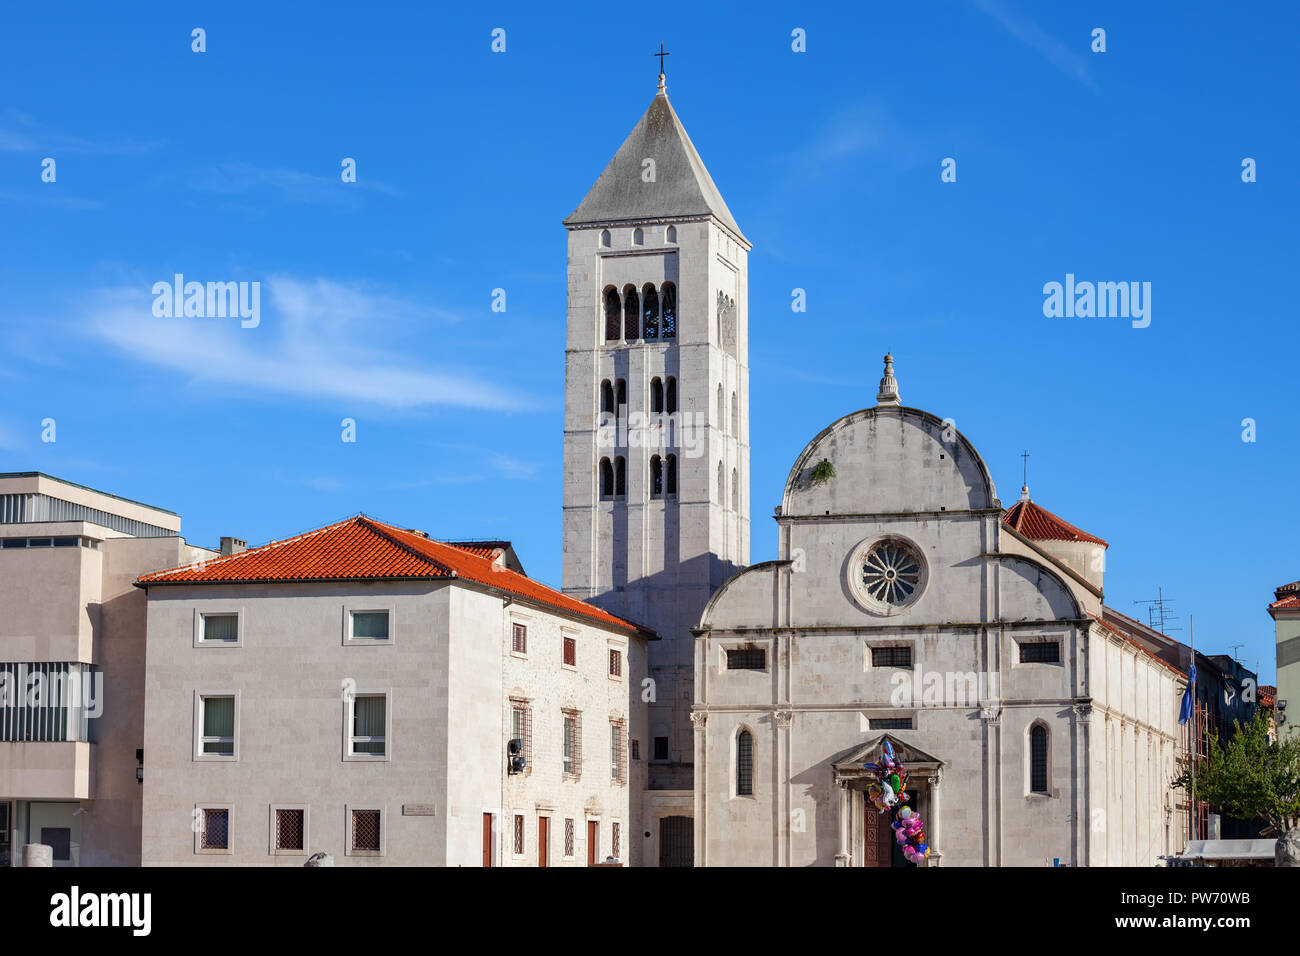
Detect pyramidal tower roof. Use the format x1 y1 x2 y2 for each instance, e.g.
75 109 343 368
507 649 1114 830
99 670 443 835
564 75 746 242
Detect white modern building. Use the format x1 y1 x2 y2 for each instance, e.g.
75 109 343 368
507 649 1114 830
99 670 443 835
0 472 215 866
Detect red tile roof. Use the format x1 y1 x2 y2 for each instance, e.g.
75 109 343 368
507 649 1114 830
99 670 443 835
137 516 651 637
1002 497 1107 546
1269 594 1300 610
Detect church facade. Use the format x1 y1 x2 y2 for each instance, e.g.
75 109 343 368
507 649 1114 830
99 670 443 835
562 77 1188 866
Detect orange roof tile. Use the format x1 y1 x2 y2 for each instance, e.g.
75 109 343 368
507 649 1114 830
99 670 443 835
1002 498 1107 546
137 516 651 637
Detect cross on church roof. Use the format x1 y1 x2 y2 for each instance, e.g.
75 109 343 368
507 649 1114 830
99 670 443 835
654 43 671 75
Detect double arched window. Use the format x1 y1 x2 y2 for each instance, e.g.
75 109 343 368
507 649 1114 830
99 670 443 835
623 286 640 341
649 455 678 499
599 457 627 500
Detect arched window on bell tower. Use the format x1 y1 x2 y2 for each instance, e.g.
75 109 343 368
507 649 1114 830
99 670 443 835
731 391 738 437
623 286 639 341
600 380 614 414
717 384 725 431
604 287 621 341
650 455 663 498
650 377 664 413
615 456 626 498
643 284 660 340
660 282 676 339
599 457 614 499
600 229 611 247
666 454 677 496
665 376 677 414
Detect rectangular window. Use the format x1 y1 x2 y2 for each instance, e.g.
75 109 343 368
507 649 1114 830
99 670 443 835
631 738 640 761
563 635 576 667
200 695 235 756
350 695 386 757
351 809 381 854
199 809 229 851
563 711 582 777
726 648 766 670
869 717 913 730
653 736 669 761
201 613 239 643
510 700 532 768
349 610 389 640
610 720 626 784
612 822 621 860
871 645 912 668
275 808 305 852
513 814 525 855
512 622 527 654
564 818 575 858
1020 641 1061 663
609 648 622 678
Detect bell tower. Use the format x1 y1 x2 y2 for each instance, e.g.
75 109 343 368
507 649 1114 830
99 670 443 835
561 71 751 832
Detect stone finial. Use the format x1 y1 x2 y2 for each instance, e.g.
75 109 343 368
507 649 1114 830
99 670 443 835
657 73 667 97
1019 485 1031 502
876 353 901 406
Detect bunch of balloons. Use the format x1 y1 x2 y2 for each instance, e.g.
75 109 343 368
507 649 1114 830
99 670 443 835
863 739 931 865
892 806 930 864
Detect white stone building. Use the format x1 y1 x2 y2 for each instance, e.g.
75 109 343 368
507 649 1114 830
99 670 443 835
137 516 650 866
0 472 216 866
561 72 749 864
692 363 1188 866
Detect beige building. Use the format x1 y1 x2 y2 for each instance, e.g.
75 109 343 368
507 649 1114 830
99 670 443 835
692 363 1188 866
1269 581 1299 740
137 516 651 866
0 472 214 866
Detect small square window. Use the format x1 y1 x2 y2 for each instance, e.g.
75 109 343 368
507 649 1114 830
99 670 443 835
653 736 669 761
871 645 912 668
272 807 307 855
349 610 389 641
200 612 240 644
195 807 232 854
348 808 383 856
512 623 527 654
563 635 576 667
609 648 623 678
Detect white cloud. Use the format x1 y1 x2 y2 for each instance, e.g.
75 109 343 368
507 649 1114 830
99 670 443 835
972 0 1096 87
85 276 530 412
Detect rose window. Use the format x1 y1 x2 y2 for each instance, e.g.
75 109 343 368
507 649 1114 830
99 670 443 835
860 541 923 607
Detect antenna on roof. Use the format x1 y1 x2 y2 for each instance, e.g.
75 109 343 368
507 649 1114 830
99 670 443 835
1133 586 1181 633
1228 643 1245 662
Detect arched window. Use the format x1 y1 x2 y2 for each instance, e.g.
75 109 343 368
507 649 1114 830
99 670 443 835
666 376 677 414
599 458 614 498
731 391 738 437
650 455 663 498
666 225 677 243
615 457 626 498
633 227 644 246
666 454 677 495
623 286 639 340
732 468 739 512
615 379 626 407
600 229 611 248
650 377 664 413
736 729 753 796
643 284 660 340
600 380 614 414
717 384 725 430
1030 724 1048 793
716 290 724 342
604 287 621 341
717 461 725 507
660 282 676 339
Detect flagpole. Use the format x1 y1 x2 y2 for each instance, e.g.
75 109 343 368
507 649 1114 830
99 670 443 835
1190 614 1197 843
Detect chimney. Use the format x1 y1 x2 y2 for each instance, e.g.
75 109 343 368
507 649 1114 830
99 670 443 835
219 537 247 556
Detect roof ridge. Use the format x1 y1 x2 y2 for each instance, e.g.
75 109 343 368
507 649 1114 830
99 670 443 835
139 515 360 581
356 517 459 577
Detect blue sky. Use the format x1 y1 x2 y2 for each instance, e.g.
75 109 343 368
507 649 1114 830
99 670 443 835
1 2 1294 681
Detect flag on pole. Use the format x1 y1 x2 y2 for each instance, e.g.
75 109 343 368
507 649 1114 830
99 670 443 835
1178 664 1197 724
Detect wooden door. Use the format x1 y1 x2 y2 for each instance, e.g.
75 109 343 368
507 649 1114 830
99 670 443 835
482 813 492 867
587 820 599 865
863 802 892 867
658 815 694 867
538 816 549 867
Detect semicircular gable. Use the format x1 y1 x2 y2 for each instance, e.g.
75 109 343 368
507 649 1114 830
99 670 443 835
781 406 997 516
699 561 785 630
995 555 1082 621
